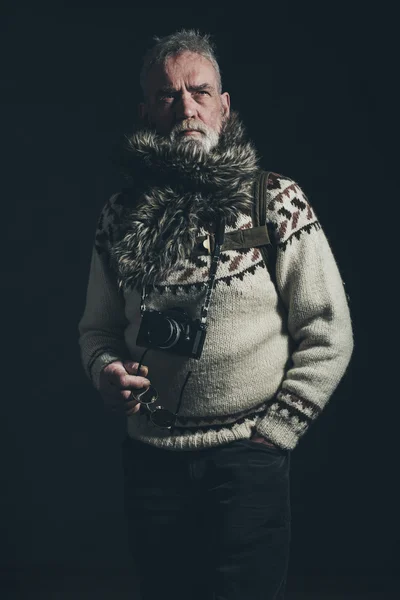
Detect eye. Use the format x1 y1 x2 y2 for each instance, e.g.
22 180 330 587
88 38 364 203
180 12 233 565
159 94 174 102
157 92 176 104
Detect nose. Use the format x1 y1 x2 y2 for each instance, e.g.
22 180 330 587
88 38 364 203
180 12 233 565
175 91 197 121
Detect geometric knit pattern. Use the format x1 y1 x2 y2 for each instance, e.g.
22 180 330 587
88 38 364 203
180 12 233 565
265 172 321 249
78 174 354 452
154 211 267 293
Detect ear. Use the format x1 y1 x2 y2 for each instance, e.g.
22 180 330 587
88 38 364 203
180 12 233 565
221 92 230 118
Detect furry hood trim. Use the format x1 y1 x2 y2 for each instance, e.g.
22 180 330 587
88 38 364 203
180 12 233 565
110 112 260 290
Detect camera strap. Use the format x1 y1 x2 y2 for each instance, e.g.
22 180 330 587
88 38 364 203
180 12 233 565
140 216 226 326
200 215 225 325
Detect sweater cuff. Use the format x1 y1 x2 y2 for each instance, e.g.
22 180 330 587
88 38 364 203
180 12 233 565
253 415 300 451
253 399 311 451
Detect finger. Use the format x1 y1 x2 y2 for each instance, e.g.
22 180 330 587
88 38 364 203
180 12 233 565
123 361 149 377
124 395 141 416
120 389 135 402
125 404 141 416
103 386 133 407
124 395 140 407
107 366 129 386
124 398 140 409
119 374 151 391
104 392 138 414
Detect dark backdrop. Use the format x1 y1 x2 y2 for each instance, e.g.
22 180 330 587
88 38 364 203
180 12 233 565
2 0 398 593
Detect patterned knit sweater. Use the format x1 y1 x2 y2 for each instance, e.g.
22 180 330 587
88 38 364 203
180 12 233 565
78 115 353 451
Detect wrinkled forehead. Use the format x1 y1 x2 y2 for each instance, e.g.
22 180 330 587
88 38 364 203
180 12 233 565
144 51 219 97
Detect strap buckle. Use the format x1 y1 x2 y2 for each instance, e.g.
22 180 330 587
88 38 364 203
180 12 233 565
202 234 215 255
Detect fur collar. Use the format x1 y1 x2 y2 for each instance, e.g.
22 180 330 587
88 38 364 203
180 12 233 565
110 112 260 290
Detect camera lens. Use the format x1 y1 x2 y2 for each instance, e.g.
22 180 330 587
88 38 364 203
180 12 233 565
148 316 181 349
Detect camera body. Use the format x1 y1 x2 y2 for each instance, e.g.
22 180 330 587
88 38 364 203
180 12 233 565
136 307 207 359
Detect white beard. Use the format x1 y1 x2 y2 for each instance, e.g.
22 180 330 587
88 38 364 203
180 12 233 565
169 119 220 153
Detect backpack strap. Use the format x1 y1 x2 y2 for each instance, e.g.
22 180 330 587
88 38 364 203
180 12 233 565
253 170 269 226
194 170 278 293
252 170 278 289
195 225 270 254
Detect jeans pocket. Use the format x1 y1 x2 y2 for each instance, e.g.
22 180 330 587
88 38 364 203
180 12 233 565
237 438 287 456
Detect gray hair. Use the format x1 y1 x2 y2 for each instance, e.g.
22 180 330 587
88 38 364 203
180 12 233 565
140 29 222 97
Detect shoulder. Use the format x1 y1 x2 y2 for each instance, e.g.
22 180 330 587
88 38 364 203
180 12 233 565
265 172 321 248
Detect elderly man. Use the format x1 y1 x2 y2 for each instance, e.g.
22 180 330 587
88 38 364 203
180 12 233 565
78 30 353 600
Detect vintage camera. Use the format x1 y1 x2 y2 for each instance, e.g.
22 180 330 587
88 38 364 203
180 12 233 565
136 307 207 359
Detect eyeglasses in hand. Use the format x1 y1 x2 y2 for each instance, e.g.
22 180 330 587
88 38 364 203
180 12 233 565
129 349 192 430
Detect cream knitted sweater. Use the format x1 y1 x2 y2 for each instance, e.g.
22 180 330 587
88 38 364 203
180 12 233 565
78 167 353 451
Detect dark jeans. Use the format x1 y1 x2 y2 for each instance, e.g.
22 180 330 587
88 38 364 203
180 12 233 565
121 436 291 600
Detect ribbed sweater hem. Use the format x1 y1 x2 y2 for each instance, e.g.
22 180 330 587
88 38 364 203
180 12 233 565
126 413 264 451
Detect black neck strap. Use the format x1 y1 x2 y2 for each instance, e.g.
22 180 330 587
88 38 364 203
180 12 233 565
140 216 226 325
200 216 225 324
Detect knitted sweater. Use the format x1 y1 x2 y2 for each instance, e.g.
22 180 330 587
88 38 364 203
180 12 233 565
78 116 353 451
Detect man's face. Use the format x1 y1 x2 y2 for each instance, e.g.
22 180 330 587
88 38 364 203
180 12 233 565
140 51 230 151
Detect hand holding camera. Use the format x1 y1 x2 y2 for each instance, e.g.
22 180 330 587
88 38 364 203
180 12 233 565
99 360 150 416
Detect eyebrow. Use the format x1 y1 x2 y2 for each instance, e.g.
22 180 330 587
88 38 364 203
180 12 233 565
157 83 215 96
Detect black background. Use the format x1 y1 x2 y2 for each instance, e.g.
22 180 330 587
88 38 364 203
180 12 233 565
2 0 399 595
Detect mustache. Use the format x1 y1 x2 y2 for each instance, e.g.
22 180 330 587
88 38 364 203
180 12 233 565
171 120 207 135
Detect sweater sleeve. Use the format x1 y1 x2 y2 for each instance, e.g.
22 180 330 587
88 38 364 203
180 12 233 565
253 175 354 450
78 195 130 390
